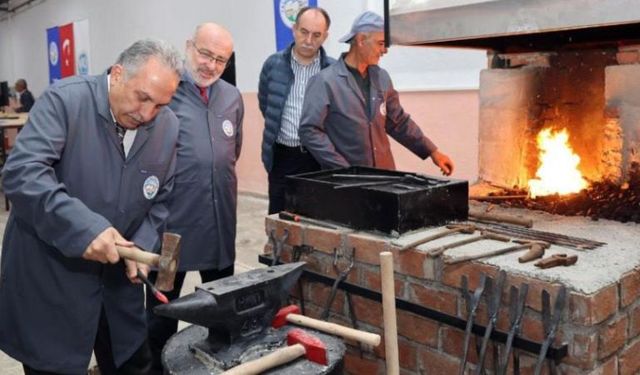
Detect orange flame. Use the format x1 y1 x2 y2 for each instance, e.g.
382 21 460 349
527 128 588 198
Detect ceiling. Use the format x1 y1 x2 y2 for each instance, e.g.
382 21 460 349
0 0 42 21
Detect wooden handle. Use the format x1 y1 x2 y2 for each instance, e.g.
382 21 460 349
444 244 529 265
286 313 381 347
468 207 533 228
380 252 400 375
221 344 305 375
116 246 159 266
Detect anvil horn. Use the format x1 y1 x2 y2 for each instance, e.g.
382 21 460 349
153 262 306 350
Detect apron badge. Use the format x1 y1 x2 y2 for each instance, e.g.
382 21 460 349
379 102 387 116
222 120 234 137
143 175 160 200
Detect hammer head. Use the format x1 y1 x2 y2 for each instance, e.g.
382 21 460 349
287 328 328 365
155 232 181 292
272 304 301 328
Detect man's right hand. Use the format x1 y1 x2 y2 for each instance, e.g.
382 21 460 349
82 227 132 264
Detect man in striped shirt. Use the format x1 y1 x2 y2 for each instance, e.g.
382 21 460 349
259 6 335 214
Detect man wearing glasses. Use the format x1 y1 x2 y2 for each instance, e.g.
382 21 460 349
259 6 335 214
144 23 243 373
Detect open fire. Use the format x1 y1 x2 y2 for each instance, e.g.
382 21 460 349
527 128 588 198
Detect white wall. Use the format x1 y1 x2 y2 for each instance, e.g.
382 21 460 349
0 0 485 95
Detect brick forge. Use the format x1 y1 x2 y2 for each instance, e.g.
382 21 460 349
478 45 640 190
264 214 640 375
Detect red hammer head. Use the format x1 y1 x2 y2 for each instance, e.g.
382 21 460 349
272 304 300 328
287 328 328 365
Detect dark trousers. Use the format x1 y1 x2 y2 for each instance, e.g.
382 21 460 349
23 307 153 375
145 265 234 374
268 143 321 214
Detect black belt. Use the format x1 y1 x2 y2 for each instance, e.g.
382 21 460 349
275 142 308 154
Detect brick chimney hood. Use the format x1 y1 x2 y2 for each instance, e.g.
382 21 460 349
389 0 640 52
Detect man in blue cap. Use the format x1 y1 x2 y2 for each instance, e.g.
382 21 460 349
299 11 455 174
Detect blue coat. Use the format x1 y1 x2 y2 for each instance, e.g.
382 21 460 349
299 56 438 170
0 73 178 373
166 74 244 271
258 43 335 172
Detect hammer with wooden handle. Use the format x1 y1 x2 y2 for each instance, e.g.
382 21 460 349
221 328 327 375
272 305 381 347
444 241 550 265
116 232 181 292
426 231 511 257
394 224 477 251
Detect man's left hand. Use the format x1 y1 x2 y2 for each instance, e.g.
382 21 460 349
430 149 454 176
124 259 150 284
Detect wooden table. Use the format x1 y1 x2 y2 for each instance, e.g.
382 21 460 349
0 113 27 209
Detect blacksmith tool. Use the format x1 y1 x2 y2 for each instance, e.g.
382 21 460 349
380 251 400 374
221 328 328 375
321 248 355 321
516 240 549 263
459 273 487 375
267 228 289 266
445 241 550 265
137 269 168 304
272 305 381 347
394 223 477 251
461 276 485 373
154 262 305 358
469 207 533 228
534 254 578 269
426 231 511 257
534 286 567 375
498 283 529 375
117 232 181 292
279 211 338 230
475 271 506 375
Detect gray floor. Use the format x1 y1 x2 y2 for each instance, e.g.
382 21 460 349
0 193 268 374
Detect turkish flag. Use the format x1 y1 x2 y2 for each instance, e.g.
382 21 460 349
59 23 75 77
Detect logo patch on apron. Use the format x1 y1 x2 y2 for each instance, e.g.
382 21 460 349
380 102 387 116
222 120 234 137
143 175 160 200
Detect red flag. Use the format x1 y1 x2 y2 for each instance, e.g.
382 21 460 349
59 23 75 77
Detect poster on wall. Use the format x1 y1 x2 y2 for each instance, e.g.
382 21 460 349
273 0 316 51
46 19 91 84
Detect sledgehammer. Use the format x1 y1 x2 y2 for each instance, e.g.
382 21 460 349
273 305 381 347
221 328 327 375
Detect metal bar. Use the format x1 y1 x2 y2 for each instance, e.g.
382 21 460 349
259 255 568 361
477 223 604 249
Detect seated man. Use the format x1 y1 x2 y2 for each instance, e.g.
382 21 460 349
13 78 35 113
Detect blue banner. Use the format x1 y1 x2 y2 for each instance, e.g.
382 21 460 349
46 26 61 83
273 0 316 51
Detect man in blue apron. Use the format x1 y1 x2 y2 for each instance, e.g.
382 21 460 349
0 39 182 375
145 23 243 373
299 11 455 175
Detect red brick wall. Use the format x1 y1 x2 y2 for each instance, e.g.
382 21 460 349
266 216 640 374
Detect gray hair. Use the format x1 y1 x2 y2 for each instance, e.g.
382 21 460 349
115 38 182 79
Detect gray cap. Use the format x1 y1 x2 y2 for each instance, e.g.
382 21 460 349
339 11 384 43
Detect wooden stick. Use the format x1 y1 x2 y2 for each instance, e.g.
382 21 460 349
285 314 381 347
468 207 533 228
380 252 399 375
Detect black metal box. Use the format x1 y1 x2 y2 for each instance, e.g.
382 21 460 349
284 166 468 236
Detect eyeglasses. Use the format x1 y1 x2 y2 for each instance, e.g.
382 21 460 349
191 41 229 66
